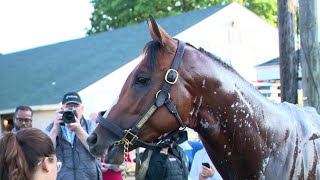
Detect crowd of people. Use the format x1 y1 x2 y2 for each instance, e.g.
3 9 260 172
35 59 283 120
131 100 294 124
0 91 223 180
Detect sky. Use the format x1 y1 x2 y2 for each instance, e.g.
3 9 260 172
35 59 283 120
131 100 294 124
0 1 319 55
0 0 94 54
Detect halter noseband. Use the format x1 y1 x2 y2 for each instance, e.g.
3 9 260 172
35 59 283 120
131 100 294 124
96 40 187 149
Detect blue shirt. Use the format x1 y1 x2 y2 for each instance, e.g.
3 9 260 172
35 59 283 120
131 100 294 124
61 126 75 144
189 148 223 180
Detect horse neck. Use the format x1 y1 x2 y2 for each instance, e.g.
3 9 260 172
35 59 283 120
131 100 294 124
184 57 288 175
190 62 272 142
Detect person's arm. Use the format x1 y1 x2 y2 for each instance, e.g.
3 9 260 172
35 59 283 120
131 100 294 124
47 109 64 147
67 122 90 151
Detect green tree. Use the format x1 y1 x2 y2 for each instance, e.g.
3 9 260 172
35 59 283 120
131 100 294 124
87 0 277 35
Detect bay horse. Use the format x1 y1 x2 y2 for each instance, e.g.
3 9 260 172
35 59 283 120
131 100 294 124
87 16 320 179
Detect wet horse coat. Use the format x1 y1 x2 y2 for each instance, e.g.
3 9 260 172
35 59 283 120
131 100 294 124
87 16 320 179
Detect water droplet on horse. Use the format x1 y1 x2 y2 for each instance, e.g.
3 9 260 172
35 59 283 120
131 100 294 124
200 119 209 128
193 97 197 103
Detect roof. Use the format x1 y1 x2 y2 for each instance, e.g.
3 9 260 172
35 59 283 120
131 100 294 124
255 57 280 67
0 5 226 110
255 49 301 67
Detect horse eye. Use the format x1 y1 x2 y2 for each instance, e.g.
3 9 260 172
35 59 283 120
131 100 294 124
136 77 150 85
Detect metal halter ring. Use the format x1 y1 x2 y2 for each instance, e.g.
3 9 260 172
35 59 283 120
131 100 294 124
165 69 179 84
156 90 170 99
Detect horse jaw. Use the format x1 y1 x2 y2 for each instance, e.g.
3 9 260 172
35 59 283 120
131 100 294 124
104 145 125 165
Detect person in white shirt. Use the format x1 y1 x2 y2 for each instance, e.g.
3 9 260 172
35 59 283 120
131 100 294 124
189 148 223 180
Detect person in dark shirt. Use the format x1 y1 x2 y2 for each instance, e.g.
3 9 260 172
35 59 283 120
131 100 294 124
138 131 189 180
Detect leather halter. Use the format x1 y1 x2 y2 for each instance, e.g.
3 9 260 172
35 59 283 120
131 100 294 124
96 40 187 149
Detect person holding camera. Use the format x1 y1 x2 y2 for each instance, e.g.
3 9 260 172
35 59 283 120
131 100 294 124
45 92 101 180
189 147 223 180
137 132 189 180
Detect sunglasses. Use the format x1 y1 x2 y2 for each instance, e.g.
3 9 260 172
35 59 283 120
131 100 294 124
37 157 62 172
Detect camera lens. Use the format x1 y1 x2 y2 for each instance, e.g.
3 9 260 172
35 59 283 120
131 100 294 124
62 110 76 124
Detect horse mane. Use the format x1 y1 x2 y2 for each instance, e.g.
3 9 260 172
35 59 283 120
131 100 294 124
199 47 254 86
143 40 244 81
198 47 243 77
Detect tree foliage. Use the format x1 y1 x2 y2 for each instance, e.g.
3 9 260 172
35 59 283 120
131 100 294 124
87 0 277 35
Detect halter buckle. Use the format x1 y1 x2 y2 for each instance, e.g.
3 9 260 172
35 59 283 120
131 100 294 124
165 69 179 84
156 90 170 99
123 129 138 145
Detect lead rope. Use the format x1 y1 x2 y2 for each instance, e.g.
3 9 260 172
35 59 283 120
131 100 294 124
122 140 130 179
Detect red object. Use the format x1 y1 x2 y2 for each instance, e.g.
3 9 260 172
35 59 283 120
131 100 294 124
101 153 132 180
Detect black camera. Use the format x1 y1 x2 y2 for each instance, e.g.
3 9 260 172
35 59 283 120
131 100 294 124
61 109 77 124
158 131 188 148
171 130 188 144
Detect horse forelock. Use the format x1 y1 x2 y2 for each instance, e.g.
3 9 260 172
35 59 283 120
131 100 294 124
143 40 161 72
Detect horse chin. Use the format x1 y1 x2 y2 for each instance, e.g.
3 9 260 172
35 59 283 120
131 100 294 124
104 145 124 165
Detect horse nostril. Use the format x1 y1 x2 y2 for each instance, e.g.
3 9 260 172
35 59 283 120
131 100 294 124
87 133 98 146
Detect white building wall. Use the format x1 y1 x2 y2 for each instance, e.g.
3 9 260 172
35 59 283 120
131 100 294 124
256 65 280 80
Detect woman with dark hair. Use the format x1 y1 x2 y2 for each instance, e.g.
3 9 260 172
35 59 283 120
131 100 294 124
0 128 61 180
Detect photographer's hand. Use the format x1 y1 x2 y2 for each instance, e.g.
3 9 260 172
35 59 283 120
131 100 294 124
66 121 81 132
48 109 64 147
68 121 91 152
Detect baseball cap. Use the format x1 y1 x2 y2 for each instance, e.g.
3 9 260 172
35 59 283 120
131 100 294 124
62 92 82 105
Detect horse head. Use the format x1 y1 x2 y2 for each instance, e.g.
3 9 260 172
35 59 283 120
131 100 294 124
87 16 193 164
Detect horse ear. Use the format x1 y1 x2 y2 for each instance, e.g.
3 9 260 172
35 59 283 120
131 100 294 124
147 15 162 43
147 15 175 48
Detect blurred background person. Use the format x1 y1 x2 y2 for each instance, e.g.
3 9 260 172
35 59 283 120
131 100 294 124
11 105 33 132
137 131 189 180
0 128 60 180
101 149 132 180
180 140 204 171
189 147 223 180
